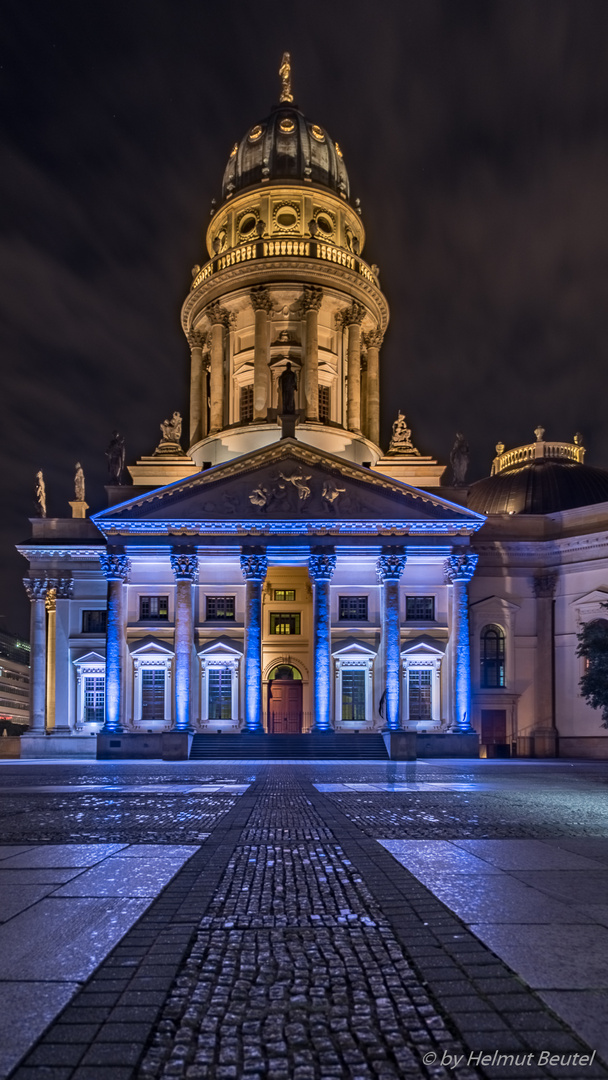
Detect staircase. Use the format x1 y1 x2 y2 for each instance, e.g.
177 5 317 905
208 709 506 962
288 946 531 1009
189 732 388 760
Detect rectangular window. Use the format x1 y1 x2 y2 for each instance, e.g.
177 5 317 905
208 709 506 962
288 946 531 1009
270 612 301 635
84 675 105 723
206 596 236 621
141 668 165 720
318 385 330 423
139 596 169 621
82 610 107 633
240 385 254 422
342 669 366 721
339 596 368 621
208 666 232 720
408 669 432 720
274 589 296 602
406 596 435 621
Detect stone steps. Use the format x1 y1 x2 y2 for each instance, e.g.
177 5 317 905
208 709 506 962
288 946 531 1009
189 733 388 760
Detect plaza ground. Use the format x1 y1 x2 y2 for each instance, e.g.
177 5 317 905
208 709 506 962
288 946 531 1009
0 758 607 1079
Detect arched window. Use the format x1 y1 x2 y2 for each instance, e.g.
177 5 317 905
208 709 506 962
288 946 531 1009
480 624 506 688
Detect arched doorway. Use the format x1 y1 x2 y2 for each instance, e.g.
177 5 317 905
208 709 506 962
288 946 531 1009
267 664 303 734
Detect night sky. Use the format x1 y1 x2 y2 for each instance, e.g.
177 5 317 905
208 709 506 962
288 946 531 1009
3 0 608 637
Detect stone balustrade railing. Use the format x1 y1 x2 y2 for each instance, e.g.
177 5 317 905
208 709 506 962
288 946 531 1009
190 239 380 292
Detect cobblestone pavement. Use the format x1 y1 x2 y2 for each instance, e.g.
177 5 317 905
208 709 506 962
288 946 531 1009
3 760 608 1080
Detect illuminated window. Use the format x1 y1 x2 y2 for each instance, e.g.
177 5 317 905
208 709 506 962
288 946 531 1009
406 596 435 621
342 670 366 721
318 385 330 422
82 610 107 633
408 670 432 720
240 385 253 422
139 596 168 621
141 669 165 719
208 667 233 720
339 596 368 621
480 624 506 688
270 612 300 635
206 596 235 621
84 676 105 723
274 589 295 601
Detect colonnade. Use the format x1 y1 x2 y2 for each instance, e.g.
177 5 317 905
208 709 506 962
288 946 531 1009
72 546 479 734
187 288 383 446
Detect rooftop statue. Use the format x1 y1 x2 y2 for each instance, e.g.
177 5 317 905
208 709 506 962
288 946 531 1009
106 431 126 485
388 411 418 455
450 432 470 487
74 462 85 503
159 411 183 447
279 51 293 104
35 470 46 518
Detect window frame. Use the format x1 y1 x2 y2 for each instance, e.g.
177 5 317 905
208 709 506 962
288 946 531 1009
338 596 368 621
480 624 506 689
405 596 435 622
206 595 236 621
82 609 107 634
139 595 169 621
269 612 301 636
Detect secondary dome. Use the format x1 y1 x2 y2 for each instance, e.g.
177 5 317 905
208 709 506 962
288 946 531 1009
222 54 350 202
468 430 608 515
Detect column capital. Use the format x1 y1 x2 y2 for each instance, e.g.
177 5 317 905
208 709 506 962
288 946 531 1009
335 301 365 329
55 577 74 599
249 285 274 313
206 301 236 330
362 327 384 350
444 553 478 584
187 329 208 350
23 577 49 601
240 552 268 582
308 552 337 582
99 552 131 582
170 552 199 582
299 284 323 314
376 552 406 582
533 572 558 598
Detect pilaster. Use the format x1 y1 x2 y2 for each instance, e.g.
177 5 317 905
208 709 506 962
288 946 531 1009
301 285 323 422
207 302 235 434
250 286 274 421
532 571 558 756
341 301 365 435
362 328 383 446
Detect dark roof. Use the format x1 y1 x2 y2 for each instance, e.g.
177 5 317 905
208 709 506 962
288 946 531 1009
222 104 350 202
468 459 608 515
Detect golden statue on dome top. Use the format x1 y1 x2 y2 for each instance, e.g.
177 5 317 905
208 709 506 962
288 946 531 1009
279 52 293 103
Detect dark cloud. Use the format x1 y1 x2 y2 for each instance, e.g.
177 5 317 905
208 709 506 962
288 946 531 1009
2 0 608 634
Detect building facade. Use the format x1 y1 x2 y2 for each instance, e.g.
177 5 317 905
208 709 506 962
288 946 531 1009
18 61 608 757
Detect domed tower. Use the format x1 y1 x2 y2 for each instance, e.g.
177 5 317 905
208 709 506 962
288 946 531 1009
181 55 389 468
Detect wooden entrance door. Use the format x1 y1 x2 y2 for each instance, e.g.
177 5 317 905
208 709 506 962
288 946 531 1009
268 680 303 734
481 709 507 744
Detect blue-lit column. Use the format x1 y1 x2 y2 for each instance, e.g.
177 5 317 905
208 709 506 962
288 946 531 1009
444 553 478 733
240 551 268 732
23 577 49 733
308 551 337 732
376 551 407 730
171 550 198 732
99 552 130 733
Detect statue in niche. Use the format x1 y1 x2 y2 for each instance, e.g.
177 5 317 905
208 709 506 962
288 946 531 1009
35 470 46 517
160 411 182 446
450 432 470 487
279 362 298 415
74 462 85 502
106 431 126 485
389 411 416 454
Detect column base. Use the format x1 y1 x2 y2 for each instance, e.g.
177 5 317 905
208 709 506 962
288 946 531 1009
243 725 265 735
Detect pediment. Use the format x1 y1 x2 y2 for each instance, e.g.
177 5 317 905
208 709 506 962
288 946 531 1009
93 439 484 537
401 636 446 656
570 588 608 608
470 595 520 615
332 637 377 657
129 636 174 656
73 650 105 666
198 637 244 657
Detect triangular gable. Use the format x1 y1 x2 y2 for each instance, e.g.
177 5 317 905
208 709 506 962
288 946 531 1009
73 651 105 666
198 637 244 657
129 636 175 657
401 635 446 656
93 438 485 537
470 595 520 615
570 588 608 608
332 637 377 657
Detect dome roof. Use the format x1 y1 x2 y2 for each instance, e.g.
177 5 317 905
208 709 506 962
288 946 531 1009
469 459 608 515
221 102 350 202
